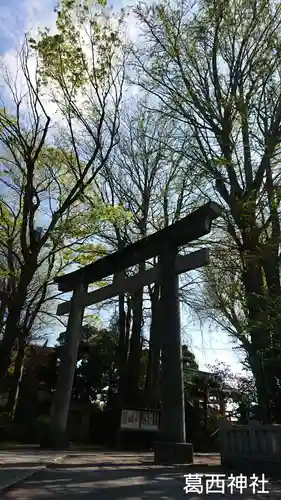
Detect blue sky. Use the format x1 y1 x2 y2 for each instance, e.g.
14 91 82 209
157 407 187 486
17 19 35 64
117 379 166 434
0 0 245 375
0 0 57 54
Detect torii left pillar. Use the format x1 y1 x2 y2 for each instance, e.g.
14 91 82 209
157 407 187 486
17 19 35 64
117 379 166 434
45 282 87 448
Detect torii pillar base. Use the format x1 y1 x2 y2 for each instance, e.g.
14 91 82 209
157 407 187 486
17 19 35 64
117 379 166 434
154 441 193 465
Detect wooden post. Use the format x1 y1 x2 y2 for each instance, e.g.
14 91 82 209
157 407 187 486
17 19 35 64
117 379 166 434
159 243 185 443
47 282 87 448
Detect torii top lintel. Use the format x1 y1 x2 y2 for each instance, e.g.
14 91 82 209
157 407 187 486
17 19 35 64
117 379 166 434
54 201 222 292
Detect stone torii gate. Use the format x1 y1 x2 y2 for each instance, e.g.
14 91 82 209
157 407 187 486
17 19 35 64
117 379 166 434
49 201 222 463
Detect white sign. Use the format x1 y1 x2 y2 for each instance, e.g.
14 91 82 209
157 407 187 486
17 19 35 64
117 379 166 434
140 411 159 430
120 409 160 430
121 409 140 429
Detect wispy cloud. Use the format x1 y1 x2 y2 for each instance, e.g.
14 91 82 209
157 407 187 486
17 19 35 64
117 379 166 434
0 0 58 100
0 0 57 54
0 1 56 119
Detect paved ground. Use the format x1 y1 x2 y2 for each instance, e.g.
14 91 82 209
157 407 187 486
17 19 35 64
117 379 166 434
0 449 69 493
0 451 281 499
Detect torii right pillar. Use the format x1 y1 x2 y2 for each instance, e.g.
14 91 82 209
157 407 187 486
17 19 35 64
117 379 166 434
154 242 193 464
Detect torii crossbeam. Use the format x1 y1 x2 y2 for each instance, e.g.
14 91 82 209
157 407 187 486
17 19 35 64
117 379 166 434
49 201 222 464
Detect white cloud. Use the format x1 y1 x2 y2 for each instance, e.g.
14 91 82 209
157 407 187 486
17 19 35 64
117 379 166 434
0 4 20 46
0 0 58 110
0 0 57 49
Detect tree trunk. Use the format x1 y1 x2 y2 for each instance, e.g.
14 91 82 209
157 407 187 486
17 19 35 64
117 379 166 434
125 294 131 355
6 336 26 418
0 287 9 335
117 285 127 405
118 293 126 366
145 284 161 408
0 306 23 381
248 350 271 423
126 286 143 404
240 228 271 422
219 395 226 417
117 293 131 406
261 242 281 421
203 387 208 431
0 262 37 381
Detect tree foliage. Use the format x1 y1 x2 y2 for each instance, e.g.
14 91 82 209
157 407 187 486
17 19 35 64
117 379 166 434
133 0 281 421
0 0 127 391
57 323 119 404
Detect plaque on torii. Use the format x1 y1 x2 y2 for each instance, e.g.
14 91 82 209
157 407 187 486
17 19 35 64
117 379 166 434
49 201 222 464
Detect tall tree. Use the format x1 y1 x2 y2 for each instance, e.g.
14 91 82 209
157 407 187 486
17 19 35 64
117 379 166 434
94 100 199 407
0 0 126 382
134 0 281 421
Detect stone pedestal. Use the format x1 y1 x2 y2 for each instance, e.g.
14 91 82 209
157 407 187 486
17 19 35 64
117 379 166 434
154 441 193 465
